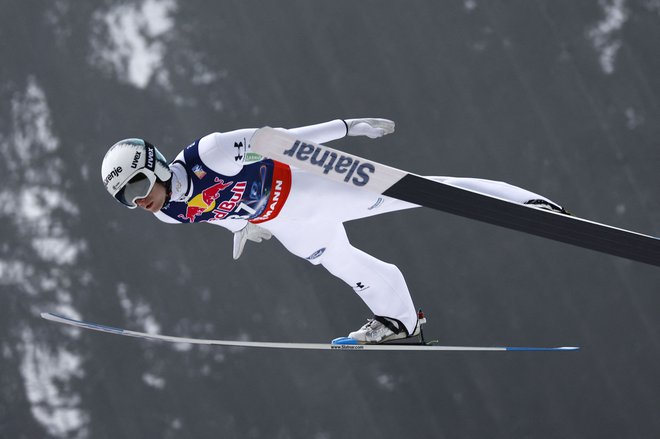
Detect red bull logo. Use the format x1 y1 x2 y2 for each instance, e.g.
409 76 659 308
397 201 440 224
177 178 233 222
212 181 247 220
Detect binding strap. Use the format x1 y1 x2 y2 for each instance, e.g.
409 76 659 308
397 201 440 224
374 315 406 335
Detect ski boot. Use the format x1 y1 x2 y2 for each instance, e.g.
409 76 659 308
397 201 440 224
332 310 429 345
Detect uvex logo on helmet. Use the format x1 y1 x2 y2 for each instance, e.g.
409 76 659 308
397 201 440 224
145 145 155 171
131 151 141 168
104 166 123 186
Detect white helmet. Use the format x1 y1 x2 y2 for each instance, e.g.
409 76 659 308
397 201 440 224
101 138 171 208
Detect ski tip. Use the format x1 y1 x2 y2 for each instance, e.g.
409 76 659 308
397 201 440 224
506 346 580 351
41 312 70 323
331 337 359 345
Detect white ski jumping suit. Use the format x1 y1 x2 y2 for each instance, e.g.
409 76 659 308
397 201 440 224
154 119 561 334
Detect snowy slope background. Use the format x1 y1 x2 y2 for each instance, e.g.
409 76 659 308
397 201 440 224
1 1 659 438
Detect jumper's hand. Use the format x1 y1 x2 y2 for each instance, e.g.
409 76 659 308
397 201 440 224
345 118 395 139
233 223 272 260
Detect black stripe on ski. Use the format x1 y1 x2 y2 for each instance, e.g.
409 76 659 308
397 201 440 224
383 174 660 267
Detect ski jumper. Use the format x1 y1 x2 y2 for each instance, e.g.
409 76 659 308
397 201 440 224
155 120 561 334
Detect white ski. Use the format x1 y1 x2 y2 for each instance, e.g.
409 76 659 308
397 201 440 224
249 127 660 267
41 313 578 352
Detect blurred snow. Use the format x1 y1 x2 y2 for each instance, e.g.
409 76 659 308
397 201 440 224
142 372 166 389
0 77 88 436
90 0 177 88
0 77 87 276
19 328 88 439
10 77 60 157
0 260 36 292
2 76 61 183
117 282 162 334
588 0 628 74
376 374 397 392
463 0 477 12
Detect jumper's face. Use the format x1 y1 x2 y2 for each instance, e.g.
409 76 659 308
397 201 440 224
135 181 167 213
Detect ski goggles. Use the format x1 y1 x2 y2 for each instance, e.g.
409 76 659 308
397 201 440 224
115 170 157 208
